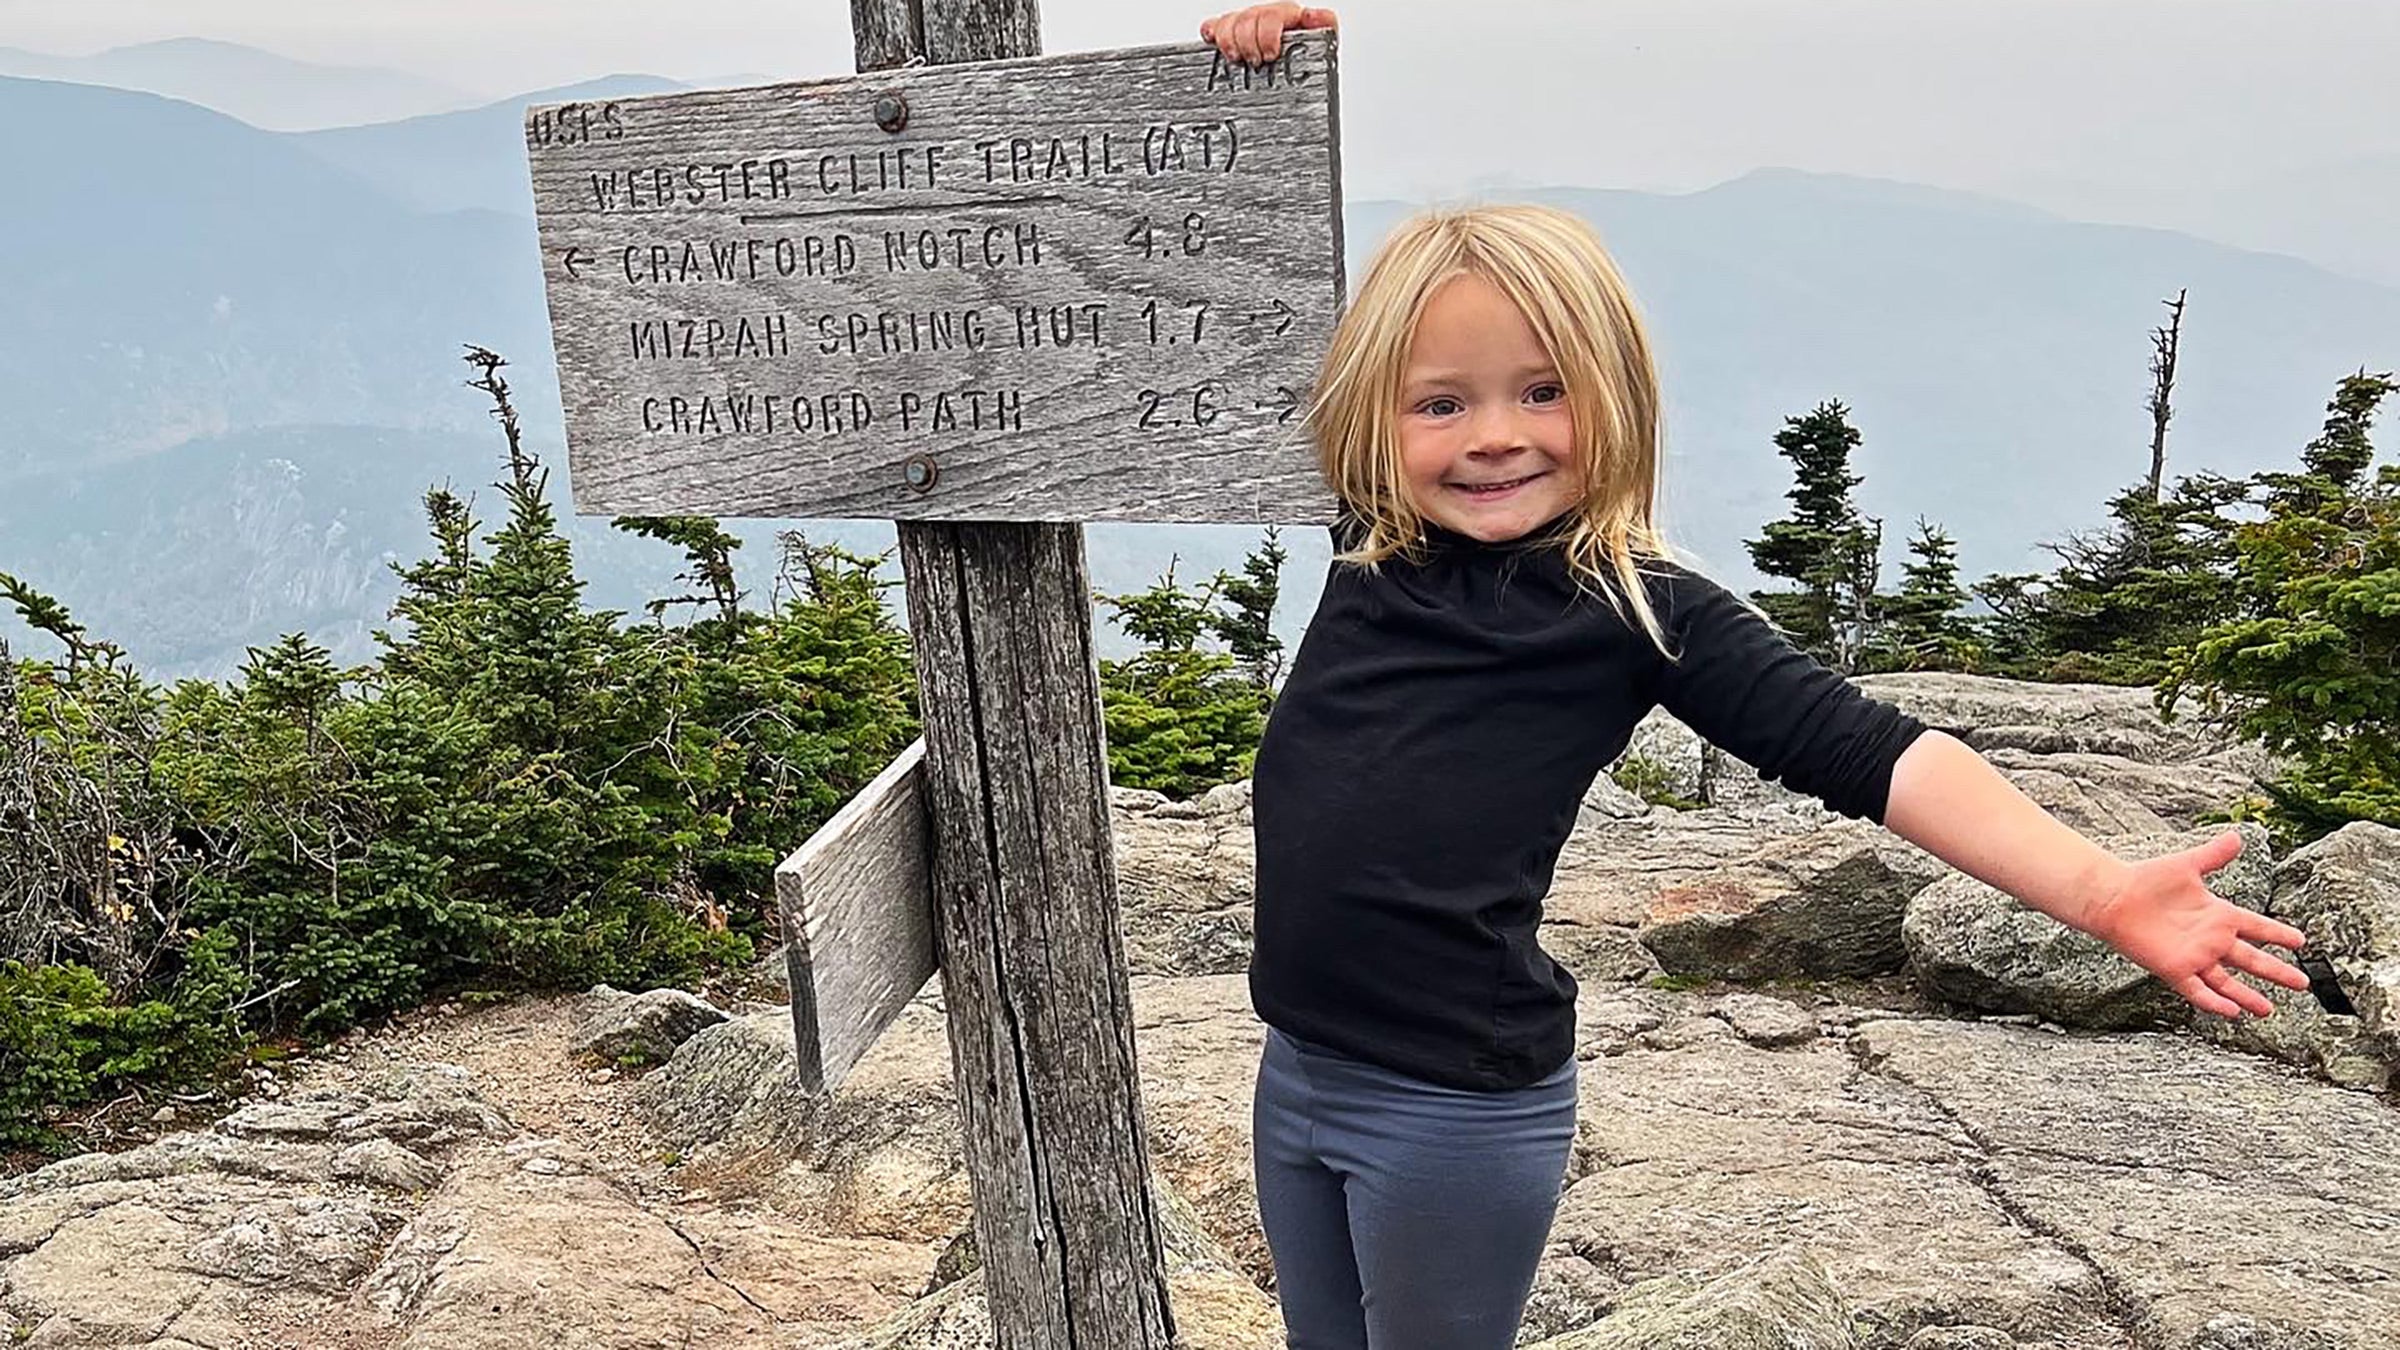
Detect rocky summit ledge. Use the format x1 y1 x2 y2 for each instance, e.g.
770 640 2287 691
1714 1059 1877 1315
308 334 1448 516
4 671 2394 1349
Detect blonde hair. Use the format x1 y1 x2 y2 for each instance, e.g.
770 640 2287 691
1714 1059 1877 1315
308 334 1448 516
1309 202 1692 659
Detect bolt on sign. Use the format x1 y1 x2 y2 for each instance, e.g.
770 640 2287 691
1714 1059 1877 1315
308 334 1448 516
526 35 1344 525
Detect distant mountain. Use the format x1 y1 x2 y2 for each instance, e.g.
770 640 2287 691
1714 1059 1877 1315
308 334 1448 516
0 419 1245 681
3 73 2396 680
0 37 481 130
0 77 554 477
295 76 689 216
2001 155 2400 290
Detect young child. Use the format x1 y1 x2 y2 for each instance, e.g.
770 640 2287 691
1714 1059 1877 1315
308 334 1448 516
1201 6 2317 1349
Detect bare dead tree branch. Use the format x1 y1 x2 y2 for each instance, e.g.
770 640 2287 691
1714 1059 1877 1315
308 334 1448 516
2147 288 2187 503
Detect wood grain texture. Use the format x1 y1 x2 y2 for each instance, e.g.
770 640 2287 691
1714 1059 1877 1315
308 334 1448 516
850 0 925 72
898 517 1175 1349
924 0 1040 63
775 737 934 1096
527 33 1342 526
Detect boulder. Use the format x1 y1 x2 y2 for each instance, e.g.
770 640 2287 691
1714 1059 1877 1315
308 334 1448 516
832 1166 1277 1350
0 1068 512 1347
1852 1017 2400 1348
1901 823 2273 1031
637 990 970 1245
1850 671 2227 765
572 984 730 1065
1113 782 1257 979
2268 821 2400 1050
1638 821 1948 981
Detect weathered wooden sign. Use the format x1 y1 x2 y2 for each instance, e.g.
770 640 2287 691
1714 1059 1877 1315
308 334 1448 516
774 738 931 1095
526 36 1344 524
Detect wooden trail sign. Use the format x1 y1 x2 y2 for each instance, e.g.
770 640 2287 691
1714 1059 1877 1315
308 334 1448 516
527 35 1344 525
528 5 1343 1345
774 737 931 1095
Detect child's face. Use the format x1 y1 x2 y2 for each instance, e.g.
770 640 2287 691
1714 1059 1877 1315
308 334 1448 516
1394 272 1583 543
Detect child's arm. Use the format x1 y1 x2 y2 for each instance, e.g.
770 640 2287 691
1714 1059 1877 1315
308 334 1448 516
1882 730 2311 1020
1200 2 1339 64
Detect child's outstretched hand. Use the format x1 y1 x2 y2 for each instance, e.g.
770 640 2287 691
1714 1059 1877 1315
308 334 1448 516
1200 3 1338 64
2081 829 2312 1019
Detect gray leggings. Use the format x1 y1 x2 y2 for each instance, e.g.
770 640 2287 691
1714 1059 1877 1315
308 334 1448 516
1251 1025 1578 1349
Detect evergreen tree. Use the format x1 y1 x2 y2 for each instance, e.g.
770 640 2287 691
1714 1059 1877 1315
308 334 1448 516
615 515 745 632
1995 295 2251 684
1860 518 1979 672
2160 371 2400 842
0 346 929 1145
2257 368 2391 516
1965 569 2052 676
2028 472 2248 684
1746 400 1883 669
1096 533 1287 798
1206 525 1287 691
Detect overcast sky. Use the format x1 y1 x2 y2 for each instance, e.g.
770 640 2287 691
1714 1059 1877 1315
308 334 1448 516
7 0 2398 200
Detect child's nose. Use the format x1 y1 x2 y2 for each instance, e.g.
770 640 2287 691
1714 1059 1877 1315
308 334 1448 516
1470 409 1536 454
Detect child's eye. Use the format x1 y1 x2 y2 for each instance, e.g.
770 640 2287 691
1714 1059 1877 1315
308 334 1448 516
1420 396 1462 417
1528 384 1565 405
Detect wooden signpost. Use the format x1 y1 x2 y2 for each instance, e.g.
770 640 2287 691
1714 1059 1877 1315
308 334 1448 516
527 3 1341 1345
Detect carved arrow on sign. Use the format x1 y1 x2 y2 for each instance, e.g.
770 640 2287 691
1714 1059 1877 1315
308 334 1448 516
561 247 593 280
1244 298 1296 336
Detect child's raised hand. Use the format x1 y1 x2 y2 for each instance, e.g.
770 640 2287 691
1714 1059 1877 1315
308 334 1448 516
2080 829 2312 1019
1200 3 1338 65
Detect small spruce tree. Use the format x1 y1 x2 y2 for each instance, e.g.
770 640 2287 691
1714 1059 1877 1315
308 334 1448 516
1746 400 1883 669
1860 517 1979 673
1096 532 1287 798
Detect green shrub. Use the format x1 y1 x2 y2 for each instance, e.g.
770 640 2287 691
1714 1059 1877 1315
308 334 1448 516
0 962 233 1152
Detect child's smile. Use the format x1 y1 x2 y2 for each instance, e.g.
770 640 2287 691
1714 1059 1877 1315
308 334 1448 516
1395 271 1584 543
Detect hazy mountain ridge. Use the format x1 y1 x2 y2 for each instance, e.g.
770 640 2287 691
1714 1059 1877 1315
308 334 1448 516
2001 153 2400 290
0 77 555 477
1351 178 2398 582
0 37 482 130
293 75 692 216
10 30 2397 289
3 67 2395 680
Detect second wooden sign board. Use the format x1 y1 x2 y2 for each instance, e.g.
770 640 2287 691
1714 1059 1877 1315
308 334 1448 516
527 35 1346 526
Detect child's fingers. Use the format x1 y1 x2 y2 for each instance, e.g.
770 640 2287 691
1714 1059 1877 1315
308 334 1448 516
2171 970 2243 1019
1217 10 1247 59
2227 938 2310 991
2201 964 2275 1018
1202 11 1237 55
2238 910 2307 952
1207 2 1330 65
1241 9 1274 62
1266 4 1298 58
1200 10 1242 56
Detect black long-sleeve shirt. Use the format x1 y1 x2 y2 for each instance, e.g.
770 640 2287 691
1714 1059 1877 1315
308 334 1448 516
1248 513 1932 1091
